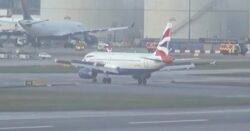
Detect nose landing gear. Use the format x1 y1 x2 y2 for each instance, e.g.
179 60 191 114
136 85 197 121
102 73 111 84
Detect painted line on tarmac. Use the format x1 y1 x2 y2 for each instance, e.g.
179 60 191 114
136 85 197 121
0 125 53 130
129 119 208 125
0 108 250 120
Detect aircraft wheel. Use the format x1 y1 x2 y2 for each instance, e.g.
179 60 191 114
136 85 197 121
107 78 112 84
102 78 107 84
103 78 111 84
138 78 142 85
92 77 97 83
142 79 147 85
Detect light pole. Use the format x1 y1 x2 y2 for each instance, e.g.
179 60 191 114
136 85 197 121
188 0 191 42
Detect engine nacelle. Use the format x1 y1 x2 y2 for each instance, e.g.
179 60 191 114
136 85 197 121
78 68 93 79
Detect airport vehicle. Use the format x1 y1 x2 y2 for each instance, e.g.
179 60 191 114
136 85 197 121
219 42 248 55
57 23 196 85
72 40 86 51
15 37 28 47
1 0 133 47
25 79 47 87
75 42 86 51
97 42 112 52
38 52 51 59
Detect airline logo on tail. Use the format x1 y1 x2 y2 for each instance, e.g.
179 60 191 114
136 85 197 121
155 23 173 64
161 23 172 43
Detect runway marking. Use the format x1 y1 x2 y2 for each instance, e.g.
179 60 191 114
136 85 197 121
0 108 250 120
129 119 208 125
224 95 250 98
0 126 53 130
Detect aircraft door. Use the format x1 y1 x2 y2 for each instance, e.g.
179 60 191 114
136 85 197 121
143 59 150 68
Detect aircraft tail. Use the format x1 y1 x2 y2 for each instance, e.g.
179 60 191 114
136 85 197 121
21 0 33 20
154 23 173 64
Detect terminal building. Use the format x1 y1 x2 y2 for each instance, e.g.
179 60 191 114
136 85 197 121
41 0 250 41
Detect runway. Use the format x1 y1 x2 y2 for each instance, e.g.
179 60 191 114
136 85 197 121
0 51 250 130
1 72 250 97
0 107 250 131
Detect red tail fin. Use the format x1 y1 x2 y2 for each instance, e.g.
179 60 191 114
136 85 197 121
159 23 172 46
155 23 173 64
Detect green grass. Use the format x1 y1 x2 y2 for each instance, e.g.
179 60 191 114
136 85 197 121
0 88 250 111
0 65 78 73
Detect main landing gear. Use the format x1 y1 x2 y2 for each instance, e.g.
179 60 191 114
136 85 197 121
137 78 147 85
102 73 111 84
91 72 98 83
133 74 151 85
103 77 111 84
90 73 111 84
91 77 111 84
92 77 97 83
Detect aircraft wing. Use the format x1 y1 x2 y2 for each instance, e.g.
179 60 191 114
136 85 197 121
173 58 200 64
174 58 216 65
161 63 196 71
144 56 215 65
52 23 134 37
82 23 135 34
55 59 119 74
53 23 134 37
143 56 195 65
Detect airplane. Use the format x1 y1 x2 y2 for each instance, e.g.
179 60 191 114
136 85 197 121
1 0 134 47
56 22 197 85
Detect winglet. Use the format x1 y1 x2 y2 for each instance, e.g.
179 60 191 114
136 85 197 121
21 0 33 20
130 22 135 28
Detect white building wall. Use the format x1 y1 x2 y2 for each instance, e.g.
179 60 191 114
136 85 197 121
41 0 250 40
144 0 249 39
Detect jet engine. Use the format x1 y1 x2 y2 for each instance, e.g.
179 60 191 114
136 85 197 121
78 68 95 79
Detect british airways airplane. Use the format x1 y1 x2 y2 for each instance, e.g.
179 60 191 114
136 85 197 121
57 23 194 85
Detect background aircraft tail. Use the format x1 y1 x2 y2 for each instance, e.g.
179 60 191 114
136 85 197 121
21 0 33 20
154 23 173 64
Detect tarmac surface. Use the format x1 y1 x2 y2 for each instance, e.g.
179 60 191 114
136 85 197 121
1 71 250 98
0 69 250 130
0 107 250 131
0 48 250 130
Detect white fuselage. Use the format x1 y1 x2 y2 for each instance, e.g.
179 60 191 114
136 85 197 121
83 52 166 75
19 20 85 37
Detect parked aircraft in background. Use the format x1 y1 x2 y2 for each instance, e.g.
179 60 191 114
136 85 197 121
1 0 134 47
56 23 197 85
